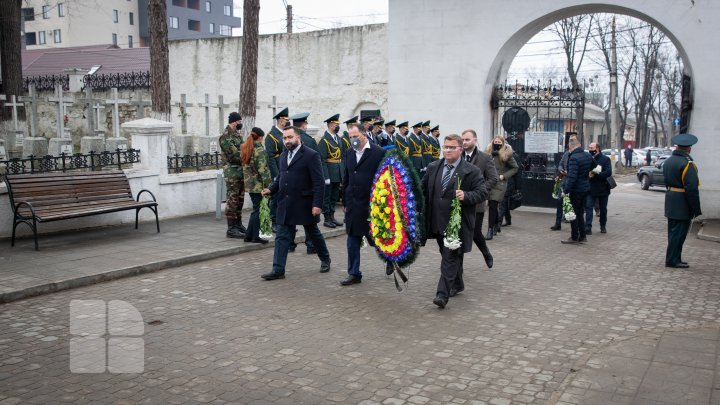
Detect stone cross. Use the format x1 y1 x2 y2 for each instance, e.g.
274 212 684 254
267 95 279 117
216 95 230 133
2 94 24 131
19 84 40 137
198 93 216 137
172 94 194 134
130 92 151 119
104 87 129 138
79 87 97 135
47 85 75 139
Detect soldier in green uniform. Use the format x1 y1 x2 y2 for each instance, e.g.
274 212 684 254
383 120 396 145
663 133 701 269
361 115 376 144
290 112 319 254
409 122 425 173
429 125 441 161
266 107 289 232
219 112 247 238
420 120 434 167
341 116 355 150
242 127 272 244
319 114 345 228
394 121 410 156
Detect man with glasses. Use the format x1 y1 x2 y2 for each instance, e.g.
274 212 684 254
422 134 487 309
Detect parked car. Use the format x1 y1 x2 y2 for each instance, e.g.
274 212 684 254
638 147 668 166
637 160 666 190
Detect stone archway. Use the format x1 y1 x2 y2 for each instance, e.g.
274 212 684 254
388 0 719 217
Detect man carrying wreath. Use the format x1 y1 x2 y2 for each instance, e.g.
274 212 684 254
422 134 487 309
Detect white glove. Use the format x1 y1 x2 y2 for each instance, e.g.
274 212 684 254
325 179 330 185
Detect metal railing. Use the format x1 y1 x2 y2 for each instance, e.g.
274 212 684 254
83 71 151 91
23 74 70 92
0 149 140 177
167 152 222 174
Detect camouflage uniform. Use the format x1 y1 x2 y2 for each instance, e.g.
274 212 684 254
243 141 272 242
219 125 245 221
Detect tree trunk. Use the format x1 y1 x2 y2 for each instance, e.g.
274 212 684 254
0 0 24 120
148 0 170 121
239 0 260 134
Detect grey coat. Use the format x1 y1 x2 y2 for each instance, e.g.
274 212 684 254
485 143 519 202
466 147 498 213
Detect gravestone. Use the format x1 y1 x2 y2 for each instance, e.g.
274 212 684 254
0 94 25 159
79 87 105 154
197 93 216 153
47 85 75 156
171 94 195 155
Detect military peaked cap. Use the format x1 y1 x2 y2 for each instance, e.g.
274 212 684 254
431 125 439 131
273 107 289 120
422 120 431 127
397 121 409 128
412 122 423 128
290 112 310 124
324 113 340 123
671 133 698 147
385 120 396 126
344 116 358 124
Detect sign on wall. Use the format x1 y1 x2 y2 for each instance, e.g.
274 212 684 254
525 131 562 154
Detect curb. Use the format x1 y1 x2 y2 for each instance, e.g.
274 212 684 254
697 219 720 243
0 227 347 304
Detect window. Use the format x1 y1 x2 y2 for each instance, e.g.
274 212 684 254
172 0 186 6
223 5 231 16
205 1 211 12
218 24 231 36
112 33 117 46
169 16 179 29
39 31 46 44
188 19 200 31
209 23 214 34
54 29 62 43
42 5 50 19
112 9 118 23
22 7 35 21
58 3 65 17
128 35 133 48
187 0 199 10
129 12 134 25
25 32 37 46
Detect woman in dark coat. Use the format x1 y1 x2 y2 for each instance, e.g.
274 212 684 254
484 136 518 240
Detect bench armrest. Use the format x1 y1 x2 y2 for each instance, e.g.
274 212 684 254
136 189 158 202
14 201 37 219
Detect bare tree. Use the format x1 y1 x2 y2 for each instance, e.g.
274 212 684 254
239 0 260 133
148 0 170 121
548 15 594 143
0 0 24 121
626 25 664 148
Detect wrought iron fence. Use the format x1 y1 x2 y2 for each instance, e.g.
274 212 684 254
167 152 222 174
0 149 140 178
83 71 151 91
23 75 70 92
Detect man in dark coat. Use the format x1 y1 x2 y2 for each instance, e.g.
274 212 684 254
422 134 487 309
663 133 701 269
260 126 331 280
340 124 386 285
289 112 318 253
266 107 289 232
319 114 345 228
561 138 594 244
461 129 497 268
624 146 634 167
585 142 612 235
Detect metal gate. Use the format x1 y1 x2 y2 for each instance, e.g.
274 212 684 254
491 81 585 207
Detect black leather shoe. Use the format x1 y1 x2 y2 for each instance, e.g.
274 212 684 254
449 287 464 297
561 238 580 245
495 225 500 234
666 263 690 268
385 263 394 276
578 237 588 243
600 226 607 233
485 229 494 240
288 244 296 253
585 229 592 235
340 276 361 286
323 219 336 228
320 260 331 273
550 224 561 231
483 253 494 269
261 272 285 280
331 213 343 226
433 295 447 309
237 223 247 234
250 238 268 244
680 261 688 265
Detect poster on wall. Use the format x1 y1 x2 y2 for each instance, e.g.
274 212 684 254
525 131 562 154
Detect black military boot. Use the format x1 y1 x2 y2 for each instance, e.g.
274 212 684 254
331 212 343 226
485 228 494 240
323 214 336 228
226 218 245 239
236 217 247 234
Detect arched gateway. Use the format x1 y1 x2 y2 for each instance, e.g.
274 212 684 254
388 0 719 217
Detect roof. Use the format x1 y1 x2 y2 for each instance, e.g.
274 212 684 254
22 45 150 77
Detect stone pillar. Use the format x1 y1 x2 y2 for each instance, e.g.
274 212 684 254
171 135 194 156
23 137 49 157
65 68 88 93
121 118 172 172
106 137 130 152
0 139 6 160
196 136 219 154
80 136 106 154
48 138 74 156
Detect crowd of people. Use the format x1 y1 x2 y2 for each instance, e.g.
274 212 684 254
218 109 702 308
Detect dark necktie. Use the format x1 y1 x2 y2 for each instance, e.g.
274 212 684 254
287 150 294 164
465 154 471 162
441 164 453 190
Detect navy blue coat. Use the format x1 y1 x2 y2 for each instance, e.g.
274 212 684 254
269 144 325 226
589 153 612 196
342 143 386 236
563 147 594 194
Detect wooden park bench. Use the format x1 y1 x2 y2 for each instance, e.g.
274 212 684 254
3 170 159 250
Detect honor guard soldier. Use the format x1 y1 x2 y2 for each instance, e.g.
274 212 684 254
383 120 396 144
663 133 701 269
421 120 434 167
290 111 319 253
341 116 357 149
394 121 410 156
361 115 376 144
409 122 425 173
219 112 247 238
374 119 392 147
266 107 289 232
319 114 345 228
429 125 441 161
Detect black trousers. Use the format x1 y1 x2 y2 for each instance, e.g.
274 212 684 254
666 218 690 266
472 212 490 257
435 237 464 299
323 182 341 214
569 192 588 241
245 193 262 241
487 200 499 230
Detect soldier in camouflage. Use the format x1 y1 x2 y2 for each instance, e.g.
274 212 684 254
242 127 272 244
219 112 247 239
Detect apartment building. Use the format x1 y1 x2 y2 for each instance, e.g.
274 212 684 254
21 0 241 50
